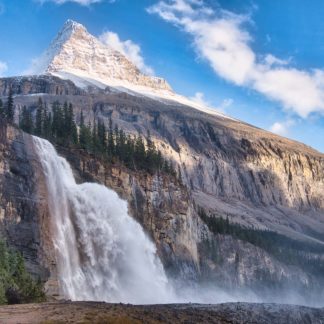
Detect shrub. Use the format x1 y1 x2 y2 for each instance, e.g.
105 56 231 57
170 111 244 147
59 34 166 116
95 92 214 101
0 240 45 304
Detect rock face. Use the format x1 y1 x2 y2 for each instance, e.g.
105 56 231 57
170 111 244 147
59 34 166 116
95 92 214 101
0 125 52 282
0 75 85 97
1 75 324 303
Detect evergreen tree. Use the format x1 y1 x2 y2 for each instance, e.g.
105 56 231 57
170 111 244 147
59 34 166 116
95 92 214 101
163 159 170 173
51 101 64 141
124 134 135 168
62 101 69 143
0 99 4 118
51 101 58 137
60 102 77 146
134 135 146 169
97 119 106 153
43 105 52 140
91 120 98 155
118 128 127 161
157 151 163 171
146 130 159 173
5 89 14 123
69 103 78 145
19 106 34 133
107 117 115 157
35 98 44 136
79 110 85 146
79 111 92 151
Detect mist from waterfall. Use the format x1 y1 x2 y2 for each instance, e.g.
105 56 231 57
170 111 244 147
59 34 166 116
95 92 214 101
33 136 176 304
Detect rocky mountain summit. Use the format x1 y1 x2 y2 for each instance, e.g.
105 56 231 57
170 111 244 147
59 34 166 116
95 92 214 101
30 19 172 92
26 19 227 117
0 20 324 306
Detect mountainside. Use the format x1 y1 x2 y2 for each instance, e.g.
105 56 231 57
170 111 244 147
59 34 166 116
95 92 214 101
0 20 324 305
1 75 324 304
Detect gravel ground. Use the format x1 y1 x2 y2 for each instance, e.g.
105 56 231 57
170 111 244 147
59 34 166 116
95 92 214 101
0 301 323 324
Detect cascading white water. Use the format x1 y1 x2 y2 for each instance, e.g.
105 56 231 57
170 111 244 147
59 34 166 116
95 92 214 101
33 136 176 304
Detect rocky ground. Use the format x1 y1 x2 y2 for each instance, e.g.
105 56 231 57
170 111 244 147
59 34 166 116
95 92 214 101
0 301 323 324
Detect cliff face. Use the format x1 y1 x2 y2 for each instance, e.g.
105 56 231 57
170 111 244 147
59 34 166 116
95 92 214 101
43 86 324 244
60 148 201 279
0 125 60 298
1 76 324 301
0 126 48 278
0 75 86 97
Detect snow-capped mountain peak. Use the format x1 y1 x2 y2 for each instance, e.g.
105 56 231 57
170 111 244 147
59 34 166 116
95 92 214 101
36 19 172 92
28 20 230 119
62 19 85 32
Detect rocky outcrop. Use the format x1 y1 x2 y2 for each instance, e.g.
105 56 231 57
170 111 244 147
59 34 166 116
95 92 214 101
0 75 86 97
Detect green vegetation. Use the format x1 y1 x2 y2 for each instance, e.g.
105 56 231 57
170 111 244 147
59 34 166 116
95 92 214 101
5 89 14 123
0 89 14 122
18 98 177 176
198 207 324 277
0 99 3 118
0 240 45 305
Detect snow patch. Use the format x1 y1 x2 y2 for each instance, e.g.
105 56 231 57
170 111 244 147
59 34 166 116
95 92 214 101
52 70 233 119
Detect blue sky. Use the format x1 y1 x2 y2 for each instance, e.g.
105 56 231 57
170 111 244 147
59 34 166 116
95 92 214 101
1 0 324 152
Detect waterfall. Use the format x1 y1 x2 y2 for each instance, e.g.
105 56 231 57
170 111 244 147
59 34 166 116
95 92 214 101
33 136 176 304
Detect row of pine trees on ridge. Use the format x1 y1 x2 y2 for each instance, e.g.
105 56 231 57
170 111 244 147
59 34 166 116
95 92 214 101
0 92 176 176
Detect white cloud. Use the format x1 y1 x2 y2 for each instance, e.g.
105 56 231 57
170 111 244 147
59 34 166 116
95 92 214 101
0 61 8 77
263 54 289 67
99 31 154 75
148 0 324 118
270 119 295 136
190 92 233 113
23 55 48 75
218 98 233 112
190 91 209 106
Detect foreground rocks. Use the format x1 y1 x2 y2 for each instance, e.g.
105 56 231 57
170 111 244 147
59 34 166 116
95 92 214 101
0 301 323 324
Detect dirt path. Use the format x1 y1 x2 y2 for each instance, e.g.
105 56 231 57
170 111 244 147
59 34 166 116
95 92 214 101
0 301 323 324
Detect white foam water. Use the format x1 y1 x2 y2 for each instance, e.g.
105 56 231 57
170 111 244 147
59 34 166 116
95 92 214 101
33 136 176 304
